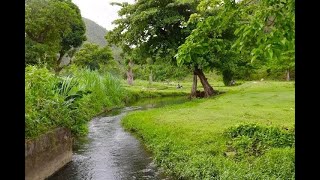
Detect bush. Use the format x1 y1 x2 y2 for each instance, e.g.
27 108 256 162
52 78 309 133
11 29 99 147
222 70 234 86
25 66 70 138
25 65 126 139
224 123 294 159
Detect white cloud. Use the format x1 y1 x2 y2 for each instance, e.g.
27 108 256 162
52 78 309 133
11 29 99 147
72 0 135 30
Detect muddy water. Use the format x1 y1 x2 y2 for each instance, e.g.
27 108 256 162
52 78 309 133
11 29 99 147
48 96 189 180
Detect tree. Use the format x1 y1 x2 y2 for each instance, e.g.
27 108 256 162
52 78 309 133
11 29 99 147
72 43 114 70
121 46 140 85
25 0 86 72
56 0 86 73
127 59 134 85
25 0 69 67
106 0 199 84
176 0 244 97
233 0 295 81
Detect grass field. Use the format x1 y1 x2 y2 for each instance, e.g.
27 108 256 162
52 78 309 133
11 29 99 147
122 81 295 179
121 74 231 102
121 79 190 103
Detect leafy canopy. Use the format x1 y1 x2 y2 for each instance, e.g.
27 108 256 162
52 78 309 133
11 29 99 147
233 0 295 70
106 0 198 64
176 0 250 85
176 0 295 82
25 0 86 69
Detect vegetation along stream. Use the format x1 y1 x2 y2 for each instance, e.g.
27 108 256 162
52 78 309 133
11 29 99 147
47 96 189 180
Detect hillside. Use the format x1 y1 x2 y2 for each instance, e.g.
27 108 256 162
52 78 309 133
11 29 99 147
60 17 122 66
82 17 123 63
82 17 108 47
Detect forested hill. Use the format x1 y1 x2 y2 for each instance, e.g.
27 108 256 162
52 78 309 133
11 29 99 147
83 17 107 47
82 17 122 62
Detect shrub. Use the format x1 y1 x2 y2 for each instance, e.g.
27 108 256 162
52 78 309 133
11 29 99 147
224 123 294 159
222 70 234 86
25 66 69 137
25 65 126 138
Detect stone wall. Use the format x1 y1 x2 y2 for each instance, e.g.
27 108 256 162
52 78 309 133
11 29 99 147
25 127 73 180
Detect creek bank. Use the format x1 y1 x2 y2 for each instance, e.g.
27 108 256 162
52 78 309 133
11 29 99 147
26 91 188 179
47 96 189 179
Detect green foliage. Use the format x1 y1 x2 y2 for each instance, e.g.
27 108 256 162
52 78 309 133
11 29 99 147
222 70 234 86
106 0 198 67
72 43 115 70
176 0 295 84
25 65 126 139
25 66 73 137
233 0 295 74
60 68 125 124
248 64 295 80
58 0 86 60
217 147 295 179
153 63 191 81
25 0 86 70
176 0 252 85
82 17 125 74
224 123 294 159
134 61 191 81
55 75 79 97
82 17 124 72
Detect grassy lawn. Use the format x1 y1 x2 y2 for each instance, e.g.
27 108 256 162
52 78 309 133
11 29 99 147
121 81 295 179
121 73 228 101
121 79 190 102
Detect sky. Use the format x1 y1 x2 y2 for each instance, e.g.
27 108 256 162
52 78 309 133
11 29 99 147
72 0 135 30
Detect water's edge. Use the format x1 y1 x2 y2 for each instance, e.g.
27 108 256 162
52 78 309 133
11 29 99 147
48 96 189 180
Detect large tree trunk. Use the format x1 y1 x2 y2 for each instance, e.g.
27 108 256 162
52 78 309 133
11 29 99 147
190 71 197 98
286 69 290 81
149 69 153 85
195 67 215 97
127 59 134 85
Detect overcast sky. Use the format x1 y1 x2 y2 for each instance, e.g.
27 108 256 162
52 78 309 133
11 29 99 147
72 0 135 30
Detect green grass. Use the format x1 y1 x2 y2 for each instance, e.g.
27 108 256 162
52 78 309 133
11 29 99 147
121 72 237 102
121 73 248 102
122 79 190 103
122 81 295 179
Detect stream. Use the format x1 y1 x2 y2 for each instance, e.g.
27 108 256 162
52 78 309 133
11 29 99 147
47 96 189 180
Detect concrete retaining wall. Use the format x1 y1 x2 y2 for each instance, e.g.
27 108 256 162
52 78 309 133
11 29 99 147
25 127 73 180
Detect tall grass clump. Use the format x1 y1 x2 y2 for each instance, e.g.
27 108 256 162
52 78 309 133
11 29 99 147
68 67 126 120
217 123 295 179
25 65 126 139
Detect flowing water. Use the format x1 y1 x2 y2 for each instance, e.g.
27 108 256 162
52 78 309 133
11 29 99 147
48 96 189 180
